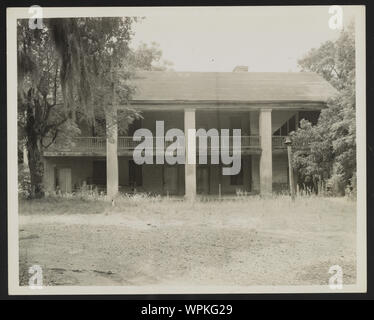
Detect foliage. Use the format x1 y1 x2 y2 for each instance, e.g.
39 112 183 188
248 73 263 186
17 18 139 197
128 42 174 71
17 20 76 198
18 165 31 199
292 24 356 195
18 17 174 198
18 21 69 143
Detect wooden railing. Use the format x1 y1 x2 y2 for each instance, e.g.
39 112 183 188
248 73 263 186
73 137 106 150
121 136 263 150
272 136 309 150
45 135 292 152
118 137 176 149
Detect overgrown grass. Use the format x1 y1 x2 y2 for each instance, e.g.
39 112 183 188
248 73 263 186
19 197 110 215
19 191 356 218
19 192 356 286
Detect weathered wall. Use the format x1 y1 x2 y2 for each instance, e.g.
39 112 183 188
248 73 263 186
137 109 298 136
142 110 184 133
140 110 256 134
142 164 163 193
44 108 293 195
196 110 252 135
250 111 259 135
272 153 289 193
118 157 129 186
44 153 288 195
199 156 253 195
251 155 260 193
140 163 185 195
43 156 95 191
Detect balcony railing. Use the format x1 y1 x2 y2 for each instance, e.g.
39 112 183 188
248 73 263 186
272 136 286 149
45 135 292 152
73 137 106 150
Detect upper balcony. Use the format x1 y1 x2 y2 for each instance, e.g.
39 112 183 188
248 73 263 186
43 135 290 156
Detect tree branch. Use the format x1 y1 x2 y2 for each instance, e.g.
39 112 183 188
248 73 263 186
42 128 59 149
42 116 68 136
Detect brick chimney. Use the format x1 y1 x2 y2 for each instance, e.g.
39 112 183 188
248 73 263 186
233 65 248 72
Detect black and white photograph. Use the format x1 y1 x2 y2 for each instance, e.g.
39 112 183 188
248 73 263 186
4 5 366 295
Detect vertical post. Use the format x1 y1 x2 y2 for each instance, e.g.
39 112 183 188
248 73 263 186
287 143 295 201
106 106 118 199
259 109 272 195
184 108 196 200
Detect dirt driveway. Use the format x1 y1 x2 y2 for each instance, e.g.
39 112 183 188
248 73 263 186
19 196 356 287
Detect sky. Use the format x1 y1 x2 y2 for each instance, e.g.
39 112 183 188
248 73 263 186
130 6 356 72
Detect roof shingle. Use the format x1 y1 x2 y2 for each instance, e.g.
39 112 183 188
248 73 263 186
131 71 337 103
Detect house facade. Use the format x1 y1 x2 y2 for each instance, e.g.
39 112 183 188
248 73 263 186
42 70 336 198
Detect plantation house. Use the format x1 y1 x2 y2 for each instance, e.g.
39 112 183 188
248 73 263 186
42 69 336 198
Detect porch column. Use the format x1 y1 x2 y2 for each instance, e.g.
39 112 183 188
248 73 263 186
106 107 118 199
184 108 196 200
259 109 272 195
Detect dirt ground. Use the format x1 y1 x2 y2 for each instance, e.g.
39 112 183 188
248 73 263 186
19 196 356 287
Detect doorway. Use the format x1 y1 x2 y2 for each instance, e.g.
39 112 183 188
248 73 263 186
58 168 72 193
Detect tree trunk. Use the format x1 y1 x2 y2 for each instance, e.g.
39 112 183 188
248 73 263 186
25 97 45 199
26 133 44 199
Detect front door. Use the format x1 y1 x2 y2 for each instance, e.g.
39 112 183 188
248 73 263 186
58 168 72 193
163 165 178 195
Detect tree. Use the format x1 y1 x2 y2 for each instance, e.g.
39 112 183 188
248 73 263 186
291 24 356 194
18 18 171 198
18 17 137 198
129 42 174 71
18 21 78 198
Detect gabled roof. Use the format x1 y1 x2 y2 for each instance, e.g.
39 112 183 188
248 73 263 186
130 71 337 103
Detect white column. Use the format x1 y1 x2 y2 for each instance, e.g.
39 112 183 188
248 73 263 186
184 108 196 200
106 107 118 199
259 109 272 195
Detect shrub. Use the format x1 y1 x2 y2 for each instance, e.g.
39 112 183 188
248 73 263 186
328 173 346 196
18 165 31 199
